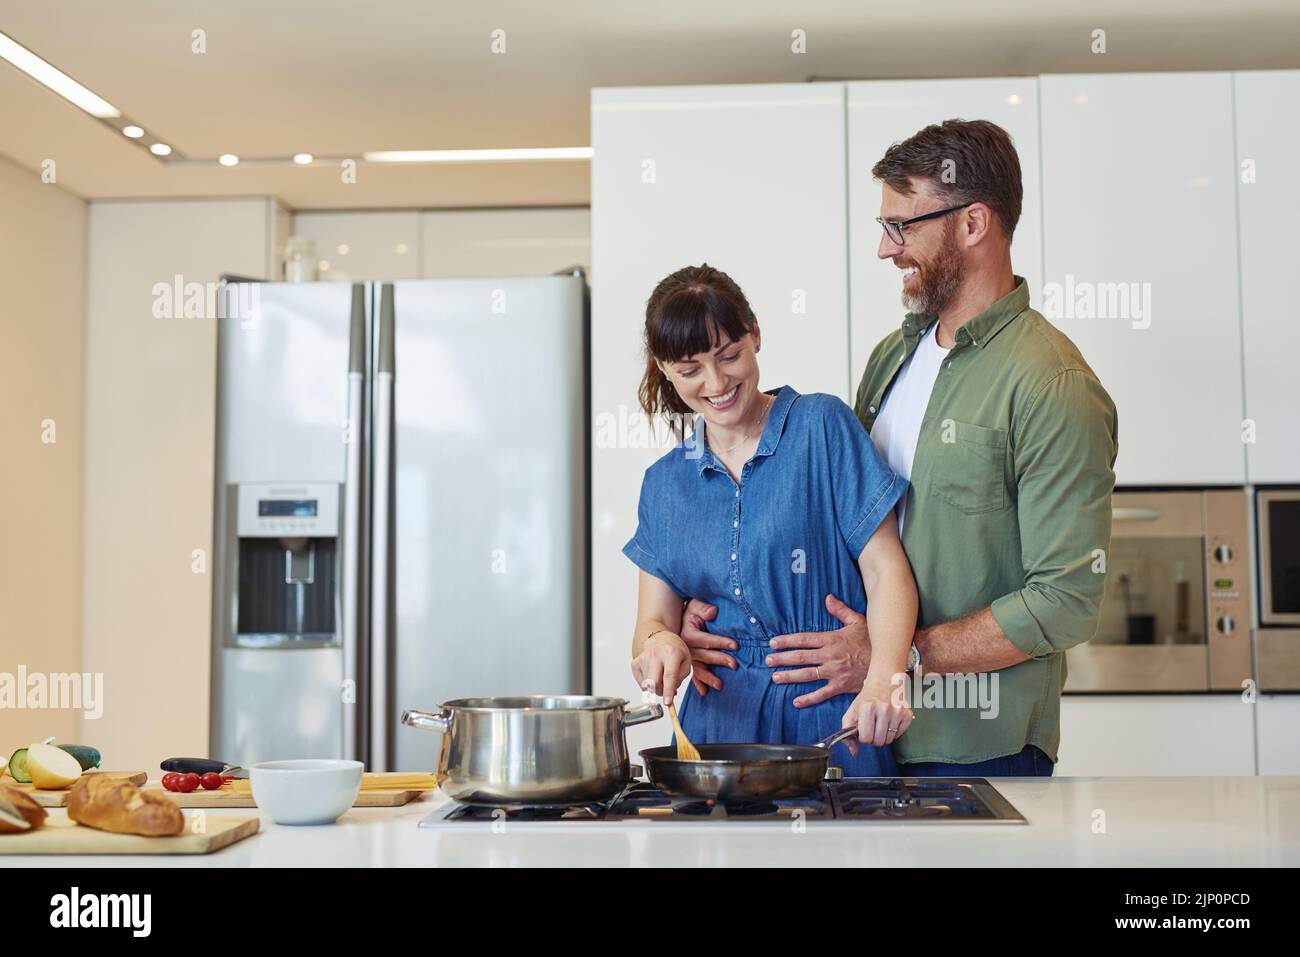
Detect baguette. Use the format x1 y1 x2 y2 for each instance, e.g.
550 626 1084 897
0 785 48 832
67 773 184 836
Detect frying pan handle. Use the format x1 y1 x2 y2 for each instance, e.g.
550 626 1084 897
816 727 859 750
622 703 664 727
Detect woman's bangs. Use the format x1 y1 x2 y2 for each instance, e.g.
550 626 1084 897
648 287 750 362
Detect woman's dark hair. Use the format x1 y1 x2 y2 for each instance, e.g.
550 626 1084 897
637 264 758 432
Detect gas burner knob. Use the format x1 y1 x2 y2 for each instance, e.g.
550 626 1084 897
1215 615 1236 636
1213 543 1234 565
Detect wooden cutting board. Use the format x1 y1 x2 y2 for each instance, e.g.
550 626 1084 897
9 771 148 808
149 771 442 808
0 815 258 855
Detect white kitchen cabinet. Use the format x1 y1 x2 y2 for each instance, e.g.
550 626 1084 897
1256 695 1300 775
1236 71 1300 483
1040 73 1244 486
1057 695 1256 775
590 83 850 758
847 78 1043 385
292 210 421 281
420 207 590 278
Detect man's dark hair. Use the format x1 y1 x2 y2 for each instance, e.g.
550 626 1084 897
872 119 1023 240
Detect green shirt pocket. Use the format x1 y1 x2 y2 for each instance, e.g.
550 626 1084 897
931 419 1009 514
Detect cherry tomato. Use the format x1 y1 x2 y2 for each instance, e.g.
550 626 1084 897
175 772 201 793
200 772 224 790
161 772 181 791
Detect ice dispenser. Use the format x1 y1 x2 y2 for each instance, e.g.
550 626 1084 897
224 482 341 647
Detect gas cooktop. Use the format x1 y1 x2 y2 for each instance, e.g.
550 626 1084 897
419 778 1027 827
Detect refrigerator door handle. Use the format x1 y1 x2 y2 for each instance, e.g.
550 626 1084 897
369 283 397 772
341 283 368 764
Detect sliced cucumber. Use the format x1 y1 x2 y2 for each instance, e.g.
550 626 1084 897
8 748 31 784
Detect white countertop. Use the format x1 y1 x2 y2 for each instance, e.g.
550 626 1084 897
9 776 1300 867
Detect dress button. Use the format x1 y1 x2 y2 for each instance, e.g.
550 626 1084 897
869 405 876 414
730 553 737 561
733 587 741 596
749 616 757 624
733 520 738 528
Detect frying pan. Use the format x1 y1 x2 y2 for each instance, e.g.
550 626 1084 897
640 728 858 801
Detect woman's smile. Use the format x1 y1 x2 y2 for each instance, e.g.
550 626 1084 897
704 384 741 410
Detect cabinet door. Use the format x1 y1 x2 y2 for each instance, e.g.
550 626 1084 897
1058 695 1255 775
292 211 421 281
420 208 590 278
590 83 849 759
1041 73 1244 485
1256 695 1300 775
847 78 1042 384
1236 71 1300 483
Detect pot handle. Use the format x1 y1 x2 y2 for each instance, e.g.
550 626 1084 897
401 708 451 733
622 702 663 727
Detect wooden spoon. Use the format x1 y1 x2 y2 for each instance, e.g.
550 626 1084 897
667 703 701 760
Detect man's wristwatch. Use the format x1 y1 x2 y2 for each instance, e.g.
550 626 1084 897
906 642 921 674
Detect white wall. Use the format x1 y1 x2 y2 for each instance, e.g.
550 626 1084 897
82 199 276 773
0 155 86 752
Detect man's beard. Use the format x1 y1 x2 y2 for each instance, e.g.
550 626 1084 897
900 219 965 315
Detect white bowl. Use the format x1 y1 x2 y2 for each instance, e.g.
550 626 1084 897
249 759 363 826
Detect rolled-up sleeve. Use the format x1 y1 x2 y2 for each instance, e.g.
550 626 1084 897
991 369 1118 658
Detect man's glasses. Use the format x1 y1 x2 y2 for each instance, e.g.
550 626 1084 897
876 202 974 246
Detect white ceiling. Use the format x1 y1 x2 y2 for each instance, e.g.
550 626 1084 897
2 0 1297 209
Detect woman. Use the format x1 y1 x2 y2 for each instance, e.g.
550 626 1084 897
625 264 918 774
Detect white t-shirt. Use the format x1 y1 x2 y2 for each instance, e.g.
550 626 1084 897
869 323 950 533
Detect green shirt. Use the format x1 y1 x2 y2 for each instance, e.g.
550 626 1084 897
854 277 1118 764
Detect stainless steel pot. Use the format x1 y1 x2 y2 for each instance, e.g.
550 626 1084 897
401 695 663 806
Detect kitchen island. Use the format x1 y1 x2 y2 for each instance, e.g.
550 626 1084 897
7 776 1299 867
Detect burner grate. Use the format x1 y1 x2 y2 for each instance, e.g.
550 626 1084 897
420 777 1025 826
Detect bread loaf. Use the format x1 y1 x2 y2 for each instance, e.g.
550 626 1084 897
67 774 184 836
0 785 48 832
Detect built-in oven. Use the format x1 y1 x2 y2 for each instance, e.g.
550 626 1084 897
1065 489 1251 693
1256 489 1300 691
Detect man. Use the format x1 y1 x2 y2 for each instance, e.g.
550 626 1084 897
681 118 1117 775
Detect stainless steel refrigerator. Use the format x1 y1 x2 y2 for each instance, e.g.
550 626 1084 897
210 275 589 771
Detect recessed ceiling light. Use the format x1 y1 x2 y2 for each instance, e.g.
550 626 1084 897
122 125 144 138
1007 94 1022 106
0 31 121 118
395 243 409 255
219 154 239 167
293 153 313 165
337 244 350 255
362 147 593 164
150 143 172 156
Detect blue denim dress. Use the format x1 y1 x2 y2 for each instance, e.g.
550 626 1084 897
623 386 908 775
